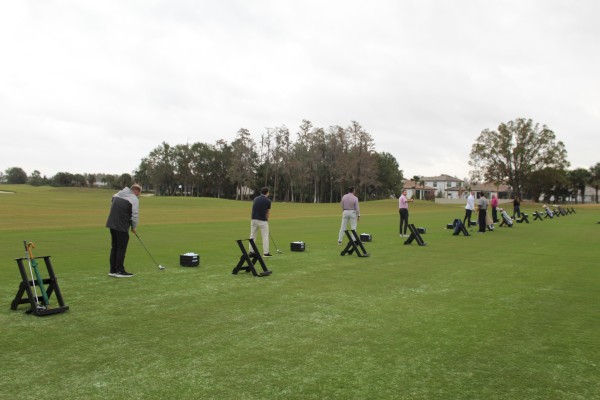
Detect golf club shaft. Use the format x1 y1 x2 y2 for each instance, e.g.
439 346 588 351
135 233 161 267
269 232 281 253
23 241 41 306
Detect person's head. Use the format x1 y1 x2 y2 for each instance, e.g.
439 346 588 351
402 189 407 196
131 184 142 197
492 194 496 199
261 187 269 196
347 186 355 194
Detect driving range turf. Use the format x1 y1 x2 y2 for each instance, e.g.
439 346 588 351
0 185 598 399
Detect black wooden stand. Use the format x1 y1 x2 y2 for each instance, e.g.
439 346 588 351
404 224 426 246
11 256 69 316
232 239 272 277
340 230 370 257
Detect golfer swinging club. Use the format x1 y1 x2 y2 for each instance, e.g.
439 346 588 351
338 186 360 244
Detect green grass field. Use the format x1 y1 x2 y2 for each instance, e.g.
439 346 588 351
1 185 598 399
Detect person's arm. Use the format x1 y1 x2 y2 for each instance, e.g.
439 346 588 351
130 197 139 233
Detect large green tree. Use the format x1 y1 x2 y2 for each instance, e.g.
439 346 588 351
469 118 569 197
229 128 257 200
374 152 403 198
347 121 377 201
526 167 567 203
29 170 48 186
137 142 177 195
5 167 27 184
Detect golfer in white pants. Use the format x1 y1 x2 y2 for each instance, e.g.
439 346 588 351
249 187 272 256
338 187 360 243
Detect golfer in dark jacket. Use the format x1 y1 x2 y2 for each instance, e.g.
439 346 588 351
106 184 141 277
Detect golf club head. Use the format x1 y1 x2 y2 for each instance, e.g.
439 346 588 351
276 249 282 254
158 265 166 270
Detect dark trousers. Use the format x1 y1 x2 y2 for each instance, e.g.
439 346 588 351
463 209 473 227
513 206 521 219
109 229 130 273
399 208 409 235
478 209 487 232
492 207 498 222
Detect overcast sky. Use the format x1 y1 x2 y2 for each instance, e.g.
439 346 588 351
1 0 599 181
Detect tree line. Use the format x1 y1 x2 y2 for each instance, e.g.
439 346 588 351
1 120 405 203
134 120 403 202
0 168 135 191
3 117 599 203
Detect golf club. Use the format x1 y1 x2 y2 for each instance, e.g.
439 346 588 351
269 232 283 254
23 241 45 310
134 232 166 270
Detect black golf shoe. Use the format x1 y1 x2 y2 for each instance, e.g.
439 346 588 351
115 271 134 278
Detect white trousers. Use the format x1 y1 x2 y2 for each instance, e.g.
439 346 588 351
338 210 358 242
249 219 269 254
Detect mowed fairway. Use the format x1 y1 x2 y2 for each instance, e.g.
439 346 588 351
0 185 598 400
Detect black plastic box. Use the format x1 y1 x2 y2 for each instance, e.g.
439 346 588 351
180 253 200 267
290 241 306 252
360 233 372 242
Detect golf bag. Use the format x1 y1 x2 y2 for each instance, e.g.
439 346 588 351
452 219 463 235
500 210 513 227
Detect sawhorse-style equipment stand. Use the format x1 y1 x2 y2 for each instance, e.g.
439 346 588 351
532 212 544 221
340 230 370 257
11 256 69 316
516 213 529 223
232 239 272 277
404 224 426 245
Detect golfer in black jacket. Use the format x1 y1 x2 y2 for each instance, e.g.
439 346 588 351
106 184 141 277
